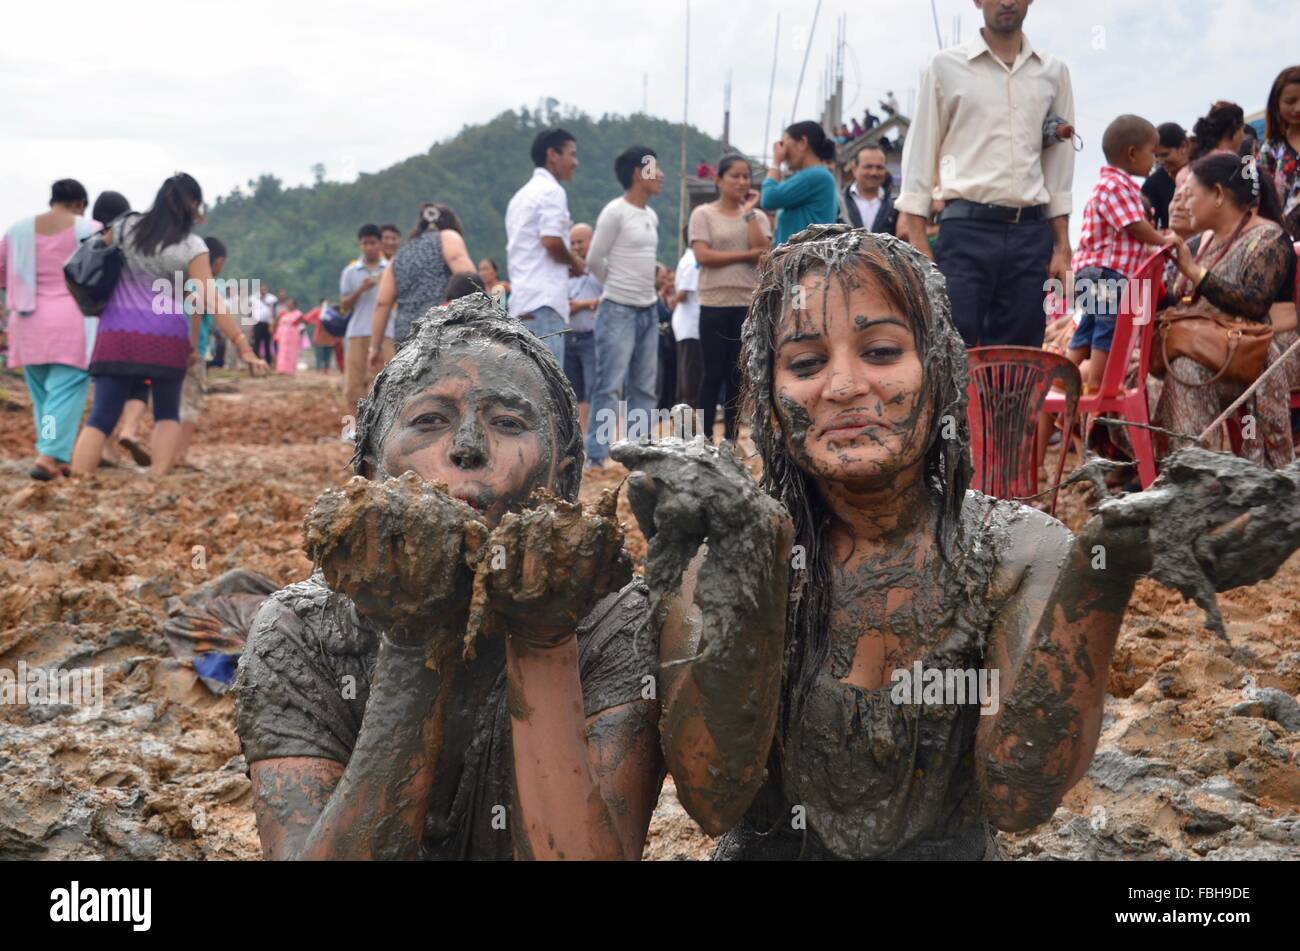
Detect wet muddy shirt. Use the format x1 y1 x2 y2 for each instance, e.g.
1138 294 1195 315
233 572 651 860
715 493 1017 861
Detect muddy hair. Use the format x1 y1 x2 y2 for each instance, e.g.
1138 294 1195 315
739 224 972 730
351 292 583 500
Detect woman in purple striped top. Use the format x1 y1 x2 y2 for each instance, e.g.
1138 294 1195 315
69 174 266 476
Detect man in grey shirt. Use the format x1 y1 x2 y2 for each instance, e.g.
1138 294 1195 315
584 145 664 467
565 222 602 439
339 224 393 414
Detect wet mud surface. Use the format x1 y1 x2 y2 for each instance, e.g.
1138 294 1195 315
0 369 1295 859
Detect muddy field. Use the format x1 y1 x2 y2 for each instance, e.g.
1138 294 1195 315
0 369 1296 860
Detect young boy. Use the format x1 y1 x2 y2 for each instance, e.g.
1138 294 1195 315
1068 115 1175 392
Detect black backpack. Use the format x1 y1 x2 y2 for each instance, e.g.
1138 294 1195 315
64 214 134 316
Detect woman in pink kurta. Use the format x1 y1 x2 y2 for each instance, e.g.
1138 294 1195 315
0 179 97 478
274 302 304 374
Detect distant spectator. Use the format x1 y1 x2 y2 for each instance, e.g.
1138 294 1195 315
1 178 94 480
70 173 266 476
380 224 402 262
1191 101 1246 160
445 272 486 302
670 244 702 411
1143 122 1190 229
584 144 665 467
897 1 1075 347
1260 65 1300 239
505 127 584 365
370 202 474 360
477 257 510 307
91 190 131 230
761 121 840 246
338 223 391 414
565 222 602 438
692 153 771 439
843 146 898 234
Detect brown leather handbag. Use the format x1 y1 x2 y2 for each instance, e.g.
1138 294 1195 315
1149 302 1274 387
1149 216 1274 388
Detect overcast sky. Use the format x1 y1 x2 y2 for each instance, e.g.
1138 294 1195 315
2 0 1297 240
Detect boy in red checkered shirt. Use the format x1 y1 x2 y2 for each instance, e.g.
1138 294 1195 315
1068 115 1175 392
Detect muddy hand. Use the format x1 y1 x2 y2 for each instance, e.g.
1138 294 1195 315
303 472 485 648
465 489 632 652
1086 490 1158 581
610 436 792 598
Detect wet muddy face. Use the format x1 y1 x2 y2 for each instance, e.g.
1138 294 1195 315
377 344 564 526
772 270 931 489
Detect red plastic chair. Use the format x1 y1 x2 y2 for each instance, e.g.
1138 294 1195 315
1042 247 1171 490
967 347 1081 516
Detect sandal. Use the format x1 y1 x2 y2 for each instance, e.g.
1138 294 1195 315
29 461 69 481
118 435 152 467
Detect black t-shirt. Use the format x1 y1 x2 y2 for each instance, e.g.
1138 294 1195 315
1142 167 1177 229
233 572 653 860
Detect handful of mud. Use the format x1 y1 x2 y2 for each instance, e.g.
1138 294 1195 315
303 474 630 658
303 473 486 643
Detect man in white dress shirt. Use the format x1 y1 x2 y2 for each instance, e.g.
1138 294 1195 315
505 128 585 365
897 0 1075 348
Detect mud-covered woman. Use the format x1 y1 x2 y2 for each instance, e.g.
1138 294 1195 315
233 295 662 860
612 226 1258 860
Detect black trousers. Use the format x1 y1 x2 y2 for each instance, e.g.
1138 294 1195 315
935 217 1054 348
698 305 747 442
252 322 274 362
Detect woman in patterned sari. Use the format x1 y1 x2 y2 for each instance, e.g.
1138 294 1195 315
1151 153 1298 468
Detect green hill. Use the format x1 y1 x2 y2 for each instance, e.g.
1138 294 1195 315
204 104 727 304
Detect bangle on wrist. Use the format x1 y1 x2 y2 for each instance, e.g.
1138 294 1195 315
1195 266 1209 288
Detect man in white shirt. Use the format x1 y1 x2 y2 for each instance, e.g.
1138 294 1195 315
670 246 701 408
505 128 585 366
252 285 277 363
584 144 664 467
843 147 898 235
897 0 1075 348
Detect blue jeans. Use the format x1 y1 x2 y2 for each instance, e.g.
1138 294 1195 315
564 330 596 402
520 306 566 367
586 300 659 463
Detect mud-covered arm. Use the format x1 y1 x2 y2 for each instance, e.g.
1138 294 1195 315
655 544 788 836
975 510 1140 833
611 439 793 836
507 635 661 860
243 628 449 860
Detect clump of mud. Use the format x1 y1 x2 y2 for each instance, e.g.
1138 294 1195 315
1096 447 1300 639
304 473 485 648
464 487 632 656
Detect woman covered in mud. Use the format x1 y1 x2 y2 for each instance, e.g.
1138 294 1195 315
233 295 662 860
611 225 1188 860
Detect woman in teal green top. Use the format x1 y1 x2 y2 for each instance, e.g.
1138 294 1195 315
761 121 841 246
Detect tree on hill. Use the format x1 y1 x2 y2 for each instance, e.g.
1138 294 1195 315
204 106 728 305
